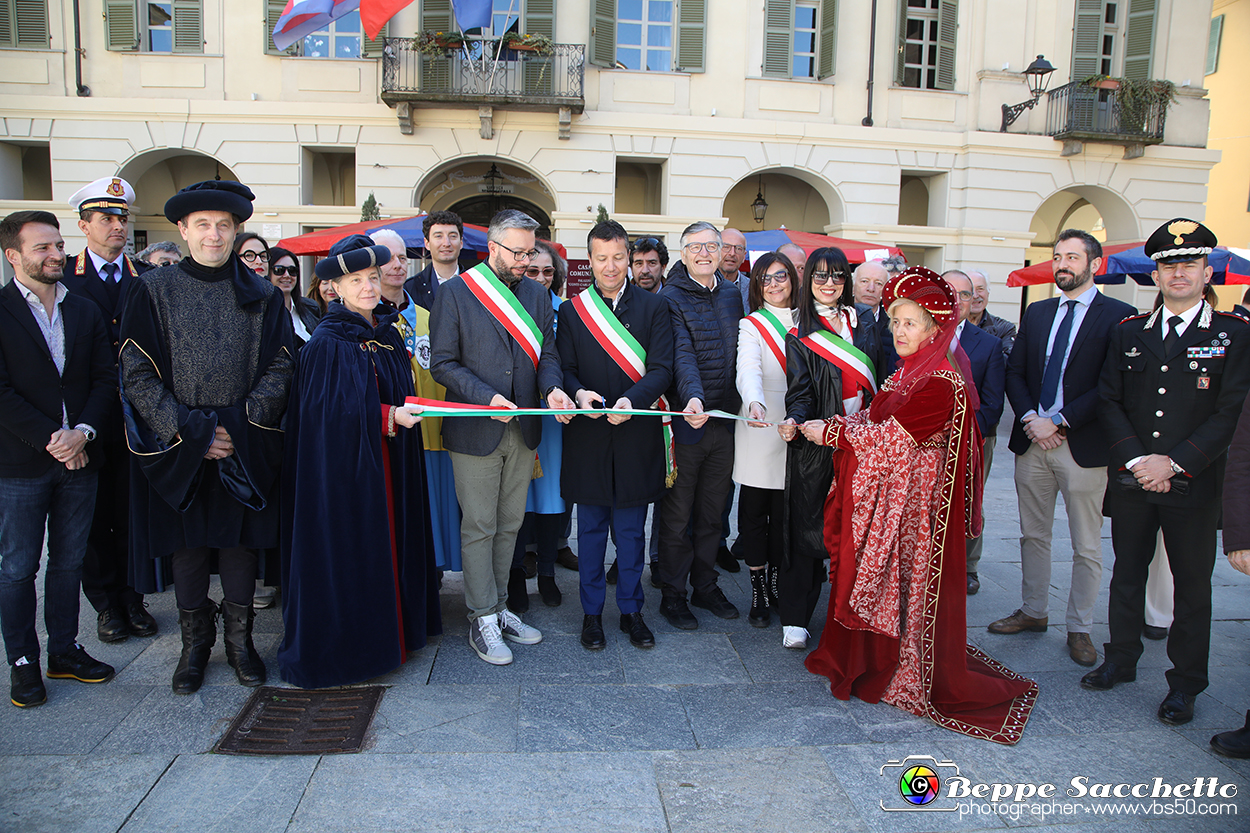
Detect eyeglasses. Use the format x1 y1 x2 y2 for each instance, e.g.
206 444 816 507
495 242 538 262
955 290 973 300
525 266 556 278
271 265 299 277
683 241 721 254
760 271 790 286
809 271 845 285
722 244 745 254
240 250 269 263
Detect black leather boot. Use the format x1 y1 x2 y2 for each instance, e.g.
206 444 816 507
221 600 266 687
172 604 216 695
749 569 771 628
766 565 779 607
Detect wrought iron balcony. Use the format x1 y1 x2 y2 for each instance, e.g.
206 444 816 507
381 39 585 114
1044 80 1168 152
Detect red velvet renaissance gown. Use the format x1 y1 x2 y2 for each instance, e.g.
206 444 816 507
804 365 1037 744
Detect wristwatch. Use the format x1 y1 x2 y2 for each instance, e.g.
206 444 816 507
76 424 96 442
1169 458 1185 475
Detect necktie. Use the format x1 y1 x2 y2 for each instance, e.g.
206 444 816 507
1039 299 1077 411
102 263 121 307
1162 314 1184 356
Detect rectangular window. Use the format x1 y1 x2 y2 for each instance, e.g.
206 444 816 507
107 0 202 53
792 1 817 78
617 0 673 71
901 0 938 89
302 10 361 58
0 0 50 49
1206 14 1223 76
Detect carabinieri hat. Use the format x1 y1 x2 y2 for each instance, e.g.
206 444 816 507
314 234 393 281
882 266 958 327
69 176 135 216
1145 218 1217 263
163 180 256 224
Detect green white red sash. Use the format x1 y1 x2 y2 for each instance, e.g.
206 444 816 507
461 262 542 368
746 308 793 372
570 285 677 486
801 329 877 401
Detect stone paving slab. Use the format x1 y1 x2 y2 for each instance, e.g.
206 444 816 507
0 680 149 754
0 753 173 833
517 682 696 752
618 632 750 685
679 680 868 749
286 752 667 833
427 632 625 685
366 682 519 753
93 684 254 754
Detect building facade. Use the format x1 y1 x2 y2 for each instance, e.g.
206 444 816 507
1205 0 1248 252
0 0 1221 317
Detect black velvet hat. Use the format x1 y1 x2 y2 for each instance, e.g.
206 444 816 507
1145 218 1217 263
314 234 393 281
164 180 256 223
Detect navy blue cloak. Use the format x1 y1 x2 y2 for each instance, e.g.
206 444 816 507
277 302 442 689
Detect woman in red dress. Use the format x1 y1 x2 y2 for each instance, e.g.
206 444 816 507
801 267 1037 744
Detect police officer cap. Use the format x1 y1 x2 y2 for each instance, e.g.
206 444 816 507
69 176 136 216
314 234 393 281
163 180 256 224
1145 218 1217 263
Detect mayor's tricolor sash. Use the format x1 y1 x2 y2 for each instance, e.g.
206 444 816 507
746 308 793 372
801 329 877 401
570 286 677 486
461 262 543 367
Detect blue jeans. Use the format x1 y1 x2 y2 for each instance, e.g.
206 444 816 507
0 466 98 664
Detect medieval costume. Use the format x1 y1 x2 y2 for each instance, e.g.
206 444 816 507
804 267 1037 744
277 236 441 689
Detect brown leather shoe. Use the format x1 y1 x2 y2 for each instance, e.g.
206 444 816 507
555 546 579 570
987 609 1048 634
1066 632 1097 666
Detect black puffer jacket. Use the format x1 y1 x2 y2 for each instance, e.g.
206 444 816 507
661 263 744 443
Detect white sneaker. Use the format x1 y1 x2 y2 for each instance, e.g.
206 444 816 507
497 609 543 645
469 614 513 665
782 626 809 649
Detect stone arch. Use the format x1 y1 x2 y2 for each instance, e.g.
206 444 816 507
414 156 557 231
115 149 240 251
721 167 843 231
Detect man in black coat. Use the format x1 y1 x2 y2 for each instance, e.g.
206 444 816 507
990 229 1135 668
60 177 157 644
558 221 673 650
1082 219 1250 728
656 222 744 629
0 210 118 708
405 210 465 312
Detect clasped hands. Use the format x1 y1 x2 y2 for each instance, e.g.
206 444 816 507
47 428 88 470
1022 413 1064 450
1129 453 1174 494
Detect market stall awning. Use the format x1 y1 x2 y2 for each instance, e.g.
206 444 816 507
1008 243 1250 287
741 229 902 264
278 215 490 256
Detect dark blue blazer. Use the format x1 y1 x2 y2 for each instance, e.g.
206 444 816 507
1005 290 1136 467
404 263 438 312
62 251 150 355
959 321 1006 438
864 304 898 381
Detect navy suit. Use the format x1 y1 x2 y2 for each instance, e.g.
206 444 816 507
862 305 898 382
959 321 1006 438
404 264 439 312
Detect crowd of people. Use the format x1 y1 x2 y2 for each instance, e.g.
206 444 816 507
3 175 1250 754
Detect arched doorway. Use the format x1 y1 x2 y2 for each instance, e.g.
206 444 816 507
116 150 240 253
418 159 556 238
722 169 839 232
446 195 552 238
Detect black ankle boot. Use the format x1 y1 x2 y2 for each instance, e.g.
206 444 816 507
766 565 779 607
506 567 530 613
220 600 266 687
748 569 770 628
172 604 216 695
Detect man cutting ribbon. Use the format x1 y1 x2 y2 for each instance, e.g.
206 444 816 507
429 209 574 667
556 220 675 651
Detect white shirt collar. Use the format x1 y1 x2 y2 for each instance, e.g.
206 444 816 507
1061 284 1099 309
86 247 125 278
15 279 68 308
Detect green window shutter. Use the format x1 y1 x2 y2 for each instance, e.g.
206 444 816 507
12 0 49 48
1070 0 1104 81
420 0 453 88
0 0 13 46
762 0 793 78
676 0 705 72
1206 14 1223 76
266 0 296 55
525 0 554 37
362 21 389 58
1122 0 1155 81
105 0 139 51
172 0 203 53
934 0 956 90
588 0 614 68
893 0 906 85
817 0 837 79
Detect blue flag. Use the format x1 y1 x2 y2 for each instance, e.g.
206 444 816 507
452 0 492 31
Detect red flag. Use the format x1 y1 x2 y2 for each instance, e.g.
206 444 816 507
360 0 416 40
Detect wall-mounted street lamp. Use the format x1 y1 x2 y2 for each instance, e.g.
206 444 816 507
751 175 768 224
1000 55 1056 132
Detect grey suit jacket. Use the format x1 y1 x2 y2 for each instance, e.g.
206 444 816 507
429 270 563 455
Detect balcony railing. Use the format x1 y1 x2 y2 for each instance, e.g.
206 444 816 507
381 39 585 111
1044 80 1167 146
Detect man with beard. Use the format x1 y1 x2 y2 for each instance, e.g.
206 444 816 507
429 209 574 665
61 177 157 645
989 230 1135 668
630 236 667 293
406 210 465 311
1 210 117 707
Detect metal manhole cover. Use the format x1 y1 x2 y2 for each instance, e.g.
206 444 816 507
214 685 385 755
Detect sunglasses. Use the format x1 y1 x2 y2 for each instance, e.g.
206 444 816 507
760 271 790 286
271 265 299 277
809 271 846 285
525 266 556 278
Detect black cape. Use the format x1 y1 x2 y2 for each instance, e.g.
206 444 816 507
120 260 292 593
278 302 442 689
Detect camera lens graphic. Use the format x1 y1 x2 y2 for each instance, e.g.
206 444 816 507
898 764 940 805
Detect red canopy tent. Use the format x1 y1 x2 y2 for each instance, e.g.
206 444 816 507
742 228 903 264
1006 242 1143 286
277 215 491 256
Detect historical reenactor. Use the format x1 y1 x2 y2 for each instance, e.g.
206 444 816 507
1082 219 1250 728
1 210 118 708
61 176 158 644
119 180 294 695
557 220 674 650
